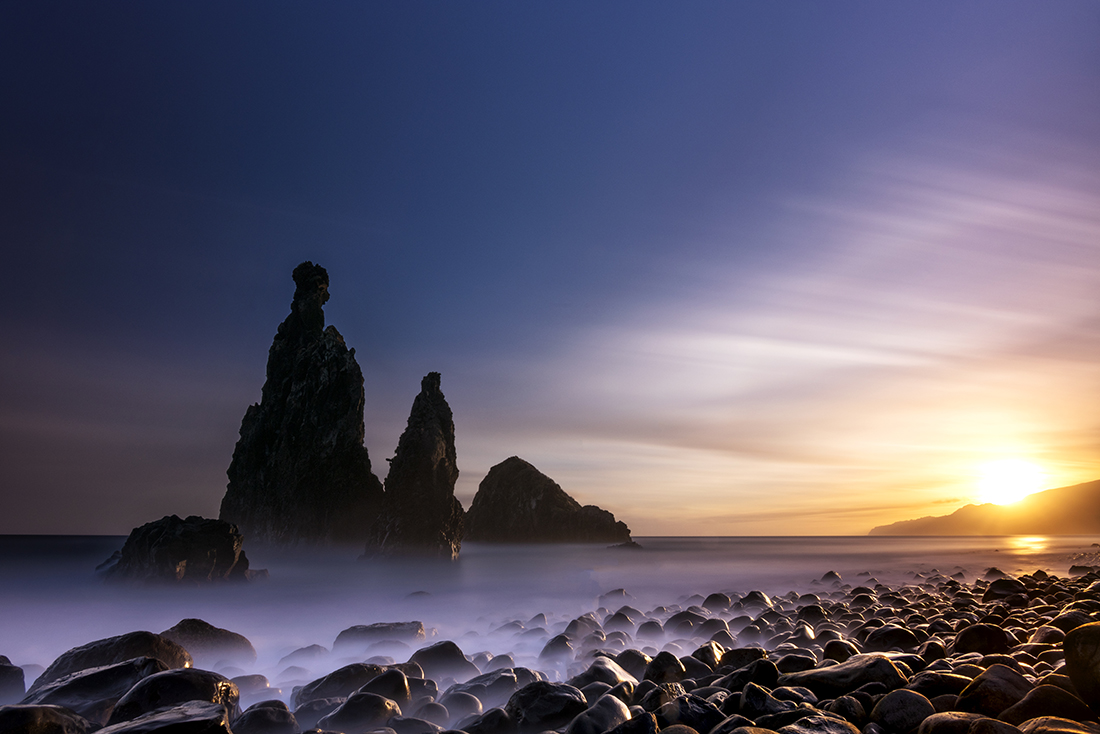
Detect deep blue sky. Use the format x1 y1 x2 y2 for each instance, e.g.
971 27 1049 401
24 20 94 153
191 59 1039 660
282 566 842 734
2 2 1098 534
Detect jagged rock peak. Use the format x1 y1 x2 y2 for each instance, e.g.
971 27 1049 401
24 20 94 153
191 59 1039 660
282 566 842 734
465 456 632 543
219 262 383 546
365 372 465 559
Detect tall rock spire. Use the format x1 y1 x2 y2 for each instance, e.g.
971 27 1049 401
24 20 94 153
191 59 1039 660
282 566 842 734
219 262 383 545
365 372 465 559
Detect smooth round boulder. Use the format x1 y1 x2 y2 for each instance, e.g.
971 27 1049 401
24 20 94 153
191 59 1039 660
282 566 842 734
439 690 483 722
777 655 907 698
568 657 638 689
823 640 860 664
776 714 861 734
916 711 985 734
644 652 686 684
1064 621 1100 713
410 642 481 682
232 704 301 734
20 657 170 726
566 693 631 734
107 667 240 725
1018 718 1100 734
460 706 519 734
160 619 257 667
504 681 587 733
955 664 1034 717
0 704 90 734
864 625 920 653
30 632 192 694
96 700 231 734
292 697 344 730
292 663 385 707
316 691 402 734
999 684 1096 725
389 715 445 734
824 695 866 727
953 624 1011 656
870 688 935 733
655 694 725 733
361 669 412 708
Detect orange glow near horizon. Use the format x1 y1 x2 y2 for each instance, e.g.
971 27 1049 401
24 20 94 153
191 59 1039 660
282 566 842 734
977 459 1047 506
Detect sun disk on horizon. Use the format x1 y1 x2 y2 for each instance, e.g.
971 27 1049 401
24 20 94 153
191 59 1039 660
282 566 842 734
977 459 1046 505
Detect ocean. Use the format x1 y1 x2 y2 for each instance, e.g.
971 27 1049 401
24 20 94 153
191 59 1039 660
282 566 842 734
0 534 1095 692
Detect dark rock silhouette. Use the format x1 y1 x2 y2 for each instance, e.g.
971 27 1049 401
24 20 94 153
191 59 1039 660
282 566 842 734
464 457 631 544
365 372 465 559
220 262 383 545
868 479 1100 535
98 515 254 584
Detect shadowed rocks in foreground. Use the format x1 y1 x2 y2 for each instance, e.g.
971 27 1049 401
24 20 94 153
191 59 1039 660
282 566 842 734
365 372 465 559
219 261 384 545
97 515 256 584
465 456 632 544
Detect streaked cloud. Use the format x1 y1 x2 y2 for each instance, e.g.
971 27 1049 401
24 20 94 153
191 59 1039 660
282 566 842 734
454 135 1100 534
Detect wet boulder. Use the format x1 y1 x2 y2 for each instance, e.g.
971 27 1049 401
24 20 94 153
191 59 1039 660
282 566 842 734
96 700 232 734
361 669 412 709
409 641 480 682
644 652 686 684
316 691 401 734
1065 621 1100 714
106 668 239 725
777 715 861 734
869 688 935 733
504 681 588 733
292 663 385 707
777 654 908 698
999 684 1095 725
233 700 301 734
566 694 631 734
0 704 90 734
953 624 1011 656
31 632 192 694
569 657 639 689
955 664 1034 718
160 619 256 667
292 697 344 730
20 657 170 726
654 694 725 733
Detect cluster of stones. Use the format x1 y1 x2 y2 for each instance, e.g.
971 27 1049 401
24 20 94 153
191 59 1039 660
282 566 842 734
9 566 1098 734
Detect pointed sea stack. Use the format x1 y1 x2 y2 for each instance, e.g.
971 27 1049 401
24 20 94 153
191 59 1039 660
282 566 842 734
465 457 631 543
365 372 465 559
219 262 383 545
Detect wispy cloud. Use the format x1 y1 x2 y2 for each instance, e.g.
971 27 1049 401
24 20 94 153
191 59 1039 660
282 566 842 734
456 135 1100 534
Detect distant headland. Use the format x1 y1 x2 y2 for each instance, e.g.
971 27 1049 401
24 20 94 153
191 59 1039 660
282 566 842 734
869 478 1100 536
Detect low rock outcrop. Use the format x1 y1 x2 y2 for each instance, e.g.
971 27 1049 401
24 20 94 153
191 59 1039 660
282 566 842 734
220 261 384 545
97 515 254 585
365 373 465 559
464 457 631 543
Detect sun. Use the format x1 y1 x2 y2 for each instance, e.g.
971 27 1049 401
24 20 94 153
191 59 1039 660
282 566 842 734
977 459 1046 505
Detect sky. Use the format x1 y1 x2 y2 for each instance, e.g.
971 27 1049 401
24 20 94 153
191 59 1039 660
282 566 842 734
1 1 1098 536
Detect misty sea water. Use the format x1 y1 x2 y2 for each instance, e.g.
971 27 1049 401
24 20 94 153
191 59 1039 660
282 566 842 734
0 534 1093 690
